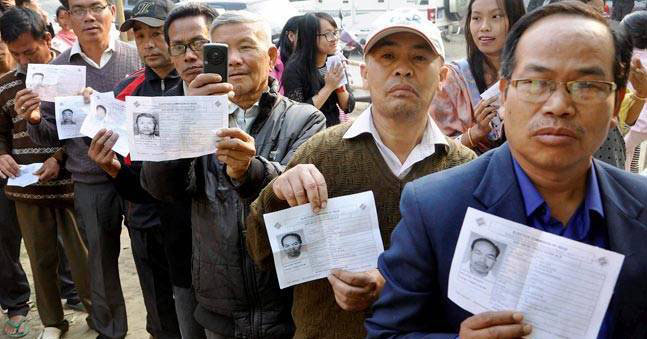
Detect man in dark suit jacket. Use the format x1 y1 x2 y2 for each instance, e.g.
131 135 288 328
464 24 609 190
366 2 647 339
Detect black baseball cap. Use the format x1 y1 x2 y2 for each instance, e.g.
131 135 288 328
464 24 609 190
120 0 174 32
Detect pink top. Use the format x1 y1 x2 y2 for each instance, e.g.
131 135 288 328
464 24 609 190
270 49 286 94
428 63 477 137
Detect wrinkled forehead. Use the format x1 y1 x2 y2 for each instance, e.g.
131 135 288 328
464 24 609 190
512 15 614 77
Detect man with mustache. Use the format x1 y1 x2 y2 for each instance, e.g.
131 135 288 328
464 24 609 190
18 0 140 337
139 9 325 338
245 18 476 338
88 0 204 338
366 2 647 338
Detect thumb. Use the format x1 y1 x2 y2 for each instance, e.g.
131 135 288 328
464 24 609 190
33 165 44 175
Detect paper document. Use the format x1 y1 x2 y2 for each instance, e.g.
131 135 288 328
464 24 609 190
80 92 129 156
448 208 624 339
125 95 229 161
326 54 348 87
55 96 91 140
479 81 503 141
26 64 86 102
7 163 43 187
262 191 384 289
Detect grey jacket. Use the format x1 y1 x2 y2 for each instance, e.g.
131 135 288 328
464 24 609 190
141 79 326 338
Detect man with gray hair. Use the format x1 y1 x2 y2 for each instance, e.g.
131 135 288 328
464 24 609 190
140 10 326 338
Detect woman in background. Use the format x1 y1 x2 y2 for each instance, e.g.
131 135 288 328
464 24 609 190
282 12 355 126
273 15 301 94
429 0 525 153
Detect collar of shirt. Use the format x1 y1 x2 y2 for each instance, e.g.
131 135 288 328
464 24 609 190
69 38 115 69
343 106 448 179
228 99 261 133
512 157 605 241
15 51 58 76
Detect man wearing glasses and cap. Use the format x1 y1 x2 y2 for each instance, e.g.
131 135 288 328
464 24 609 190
366 2 647 338
88 0 205 338
245 15 475 339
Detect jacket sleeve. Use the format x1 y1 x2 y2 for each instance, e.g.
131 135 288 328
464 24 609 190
233 106 326 200
26 101 62 147
0 103 13 156
245 134 321 270
365 182 457 339
140 158 194 203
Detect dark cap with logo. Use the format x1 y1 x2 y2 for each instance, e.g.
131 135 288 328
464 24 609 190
120 0 174 32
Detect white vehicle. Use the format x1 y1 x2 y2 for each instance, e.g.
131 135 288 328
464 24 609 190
157 0 300 41
291 0 468 42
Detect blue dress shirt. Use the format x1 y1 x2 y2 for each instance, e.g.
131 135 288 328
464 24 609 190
512 157 611 339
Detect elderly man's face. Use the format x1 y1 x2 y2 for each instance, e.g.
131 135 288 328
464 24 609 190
362 32 443 121
211 22 277 99
469 240 497 276
501 15 621 172
168 16 209 84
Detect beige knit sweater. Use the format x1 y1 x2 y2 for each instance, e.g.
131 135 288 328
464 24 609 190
246 122 476 339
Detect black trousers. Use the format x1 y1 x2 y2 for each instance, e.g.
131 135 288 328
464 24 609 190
0 186 30 318
128 226 181 339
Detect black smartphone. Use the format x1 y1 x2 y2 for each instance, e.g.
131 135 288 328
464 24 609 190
203 43 228 82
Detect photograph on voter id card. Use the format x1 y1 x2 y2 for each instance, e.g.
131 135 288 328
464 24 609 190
55 96 89 139
133 112 160 144
460 232 507 283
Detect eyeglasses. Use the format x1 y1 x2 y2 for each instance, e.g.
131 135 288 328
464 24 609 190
169 39 209 57
69 4 108 17
317 29 341 42
510 79 617 104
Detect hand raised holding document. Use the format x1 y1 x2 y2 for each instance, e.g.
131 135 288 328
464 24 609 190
14 88 41 124
88 129 121 178
272 164 328 212
215 128 256 181
327 268 385 311
459 311 532 339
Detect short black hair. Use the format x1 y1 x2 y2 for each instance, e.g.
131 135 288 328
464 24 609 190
280 233 302 247
501 1 633 89
0 7 48 43
163 3 216 45
471 238 500 258
96 105 107 112
62 109 73 114
621 11 647 50
32 72 44 78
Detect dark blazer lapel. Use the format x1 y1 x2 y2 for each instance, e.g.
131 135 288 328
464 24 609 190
472 143 528 225
594 162 647 336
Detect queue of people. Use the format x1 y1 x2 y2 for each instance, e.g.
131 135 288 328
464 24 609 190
0 0 645 338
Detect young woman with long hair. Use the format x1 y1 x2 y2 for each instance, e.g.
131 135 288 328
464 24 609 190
282 12 355 126
272 15 301 94
429 0 525 153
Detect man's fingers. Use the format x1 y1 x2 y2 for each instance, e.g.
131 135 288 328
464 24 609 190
287 171 309 206
216 138 255 155
331 269 375 288
89 128 108 149
80 87 94 103
273 176 297 206
308 166 328 209
328 273 374 302
216 128 254 143
477 323 532 339
300 169 323 211
33 165 45 175
462 311 524 330
189 73 223 88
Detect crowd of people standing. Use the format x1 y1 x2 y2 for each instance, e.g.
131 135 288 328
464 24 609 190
0 0 645 338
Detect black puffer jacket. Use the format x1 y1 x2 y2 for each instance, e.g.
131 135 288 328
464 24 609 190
141 78 326 338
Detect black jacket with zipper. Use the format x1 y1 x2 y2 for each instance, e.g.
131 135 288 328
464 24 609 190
140 78 326 338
